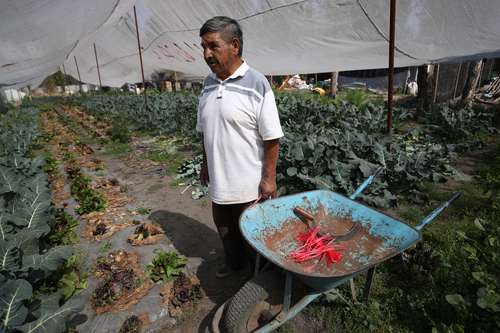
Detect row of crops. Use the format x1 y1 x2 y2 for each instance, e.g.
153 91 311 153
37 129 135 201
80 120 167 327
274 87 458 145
0 108 81 332
34 91 496 207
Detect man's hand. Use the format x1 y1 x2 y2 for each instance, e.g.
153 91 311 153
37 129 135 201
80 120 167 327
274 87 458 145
259 176 277 199
259 139 280 200
200 162 209 186
200 137 209 186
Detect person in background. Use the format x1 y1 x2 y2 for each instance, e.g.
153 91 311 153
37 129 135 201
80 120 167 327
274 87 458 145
197 16 284 278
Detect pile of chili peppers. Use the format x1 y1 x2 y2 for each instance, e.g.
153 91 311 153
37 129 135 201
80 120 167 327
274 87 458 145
290 227 346 266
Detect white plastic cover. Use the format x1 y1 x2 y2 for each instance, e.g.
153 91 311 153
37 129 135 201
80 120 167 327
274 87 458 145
1 0 500 88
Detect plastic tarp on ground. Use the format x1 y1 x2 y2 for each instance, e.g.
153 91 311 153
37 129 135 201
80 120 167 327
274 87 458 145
1 0 500 88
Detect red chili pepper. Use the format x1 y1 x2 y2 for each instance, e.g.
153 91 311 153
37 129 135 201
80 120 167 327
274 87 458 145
290 227 345 266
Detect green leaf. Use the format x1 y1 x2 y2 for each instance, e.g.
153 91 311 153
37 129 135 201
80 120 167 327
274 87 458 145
445 294 466 306
0 279 33 328
0 240 21 272
286 167 297 176
23 246 73 274
17 296 83 333
473 218 486 231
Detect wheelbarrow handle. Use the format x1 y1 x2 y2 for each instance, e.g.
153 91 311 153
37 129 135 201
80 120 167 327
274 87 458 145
349 166 384 200
415 192 461 231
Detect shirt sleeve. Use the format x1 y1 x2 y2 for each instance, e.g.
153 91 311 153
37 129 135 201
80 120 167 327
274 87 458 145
257 88 284 140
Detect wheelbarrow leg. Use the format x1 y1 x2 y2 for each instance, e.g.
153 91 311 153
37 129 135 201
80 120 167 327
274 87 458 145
254 253 261 278
349 278 357 303
363 266 377 300
283 272 293 312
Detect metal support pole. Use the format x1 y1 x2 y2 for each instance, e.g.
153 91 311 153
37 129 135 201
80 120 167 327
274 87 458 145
74 56 82 93
93 43 103 90
133 5 148 109
387 0 396 134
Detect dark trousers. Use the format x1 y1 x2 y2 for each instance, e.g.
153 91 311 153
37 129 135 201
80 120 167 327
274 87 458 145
212 201 254 271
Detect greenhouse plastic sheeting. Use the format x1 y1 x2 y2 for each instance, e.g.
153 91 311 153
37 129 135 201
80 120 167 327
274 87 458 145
1 0 500 88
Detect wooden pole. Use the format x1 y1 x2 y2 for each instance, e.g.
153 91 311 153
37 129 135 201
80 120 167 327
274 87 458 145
330 72 338 97
387 0 396 134
476 60 484 89
61 64 67 93
93 43 103 90
74 55 82 93
133 5 148 109
452 63 462 99
432 64 440 104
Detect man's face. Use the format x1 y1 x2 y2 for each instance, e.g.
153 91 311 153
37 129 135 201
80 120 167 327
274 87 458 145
201 31 239 79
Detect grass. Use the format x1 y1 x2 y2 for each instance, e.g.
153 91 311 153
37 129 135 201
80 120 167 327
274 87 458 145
142 138 187 175
146 183 164 193
103 142 132 156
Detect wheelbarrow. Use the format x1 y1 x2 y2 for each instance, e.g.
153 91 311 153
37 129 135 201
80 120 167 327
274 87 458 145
212 170 460 333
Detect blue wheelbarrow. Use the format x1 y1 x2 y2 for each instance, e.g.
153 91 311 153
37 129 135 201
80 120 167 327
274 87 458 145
213 170 460 333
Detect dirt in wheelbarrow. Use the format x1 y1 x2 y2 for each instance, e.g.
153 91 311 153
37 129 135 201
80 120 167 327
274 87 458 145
263 205 396 276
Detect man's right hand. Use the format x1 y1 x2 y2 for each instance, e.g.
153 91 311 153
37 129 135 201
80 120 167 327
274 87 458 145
200 162 209 186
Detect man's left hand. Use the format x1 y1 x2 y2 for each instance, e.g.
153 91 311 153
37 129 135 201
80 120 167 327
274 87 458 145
259 177 277 200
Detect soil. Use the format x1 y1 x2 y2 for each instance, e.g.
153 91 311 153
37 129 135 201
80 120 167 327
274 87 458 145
119 315 143 333
263 205 396 276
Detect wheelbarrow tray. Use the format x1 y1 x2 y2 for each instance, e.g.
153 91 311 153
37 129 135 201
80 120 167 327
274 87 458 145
240 190 419 291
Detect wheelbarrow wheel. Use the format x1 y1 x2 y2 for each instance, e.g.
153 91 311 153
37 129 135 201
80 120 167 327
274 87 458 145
222 270 283 333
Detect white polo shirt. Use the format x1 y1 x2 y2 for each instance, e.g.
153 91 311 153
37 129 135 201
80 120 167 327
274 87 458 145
196 62 284 204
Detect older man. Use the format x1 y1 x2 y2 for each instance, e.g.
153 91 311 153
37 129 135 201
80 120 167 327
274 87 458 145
197 16 284 278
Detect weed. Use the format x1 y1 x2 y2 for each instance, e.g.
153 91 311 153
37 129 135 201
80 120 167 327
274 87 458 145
99 240 113 253
42 153 60 175
107 117 132 143
136 206 152 215
63 151 76 161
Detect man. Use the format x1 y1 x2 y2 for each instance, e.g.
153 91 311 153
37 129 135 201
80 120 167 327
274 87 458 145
197 16 284 278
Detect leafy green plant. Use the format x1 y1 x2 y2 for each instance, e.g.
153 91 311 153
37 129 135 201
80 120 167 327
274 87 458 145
146 250 187 282
46 209 79 245
342 89 370 110
63 151 75 161
425 105 494 143
42 153 59 175
91 269 141 308
0 107 82 332
107 117 131 143
69 171 107 215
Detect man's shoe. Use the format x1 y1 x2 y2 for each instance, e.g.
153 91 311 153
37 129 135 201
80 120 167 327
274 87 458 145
215 266 234 279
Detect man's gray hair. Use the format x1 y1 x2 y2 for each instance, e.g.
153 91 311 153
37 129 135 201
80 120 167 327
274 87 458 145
200 16 243 57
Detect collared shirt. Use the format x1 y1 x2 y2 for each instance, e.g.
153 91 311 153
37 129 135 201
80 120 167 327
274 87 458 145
196 61 284 204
